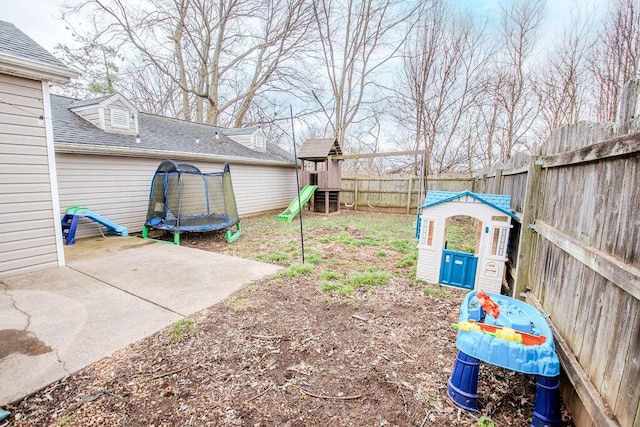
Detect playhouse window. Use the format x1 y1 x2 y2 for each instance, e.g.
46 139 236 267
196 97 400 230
421 219 434 247
491 227 507 257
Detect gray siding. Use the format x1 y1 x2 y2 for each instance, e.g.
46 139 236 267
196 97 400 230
56 154 157 240
228 163 298 214
74 107 101 128
0 74 60 277
56 154 297 240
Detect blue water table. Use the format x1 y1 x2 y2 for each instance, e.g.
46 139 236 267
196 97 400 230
448 290 562 426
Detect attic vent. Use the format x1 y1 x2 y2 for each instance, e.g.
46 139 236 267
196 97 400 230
111 107 130 129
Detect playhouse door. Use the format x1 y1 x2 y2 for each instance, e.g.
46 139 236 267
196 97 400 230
439 250 478 289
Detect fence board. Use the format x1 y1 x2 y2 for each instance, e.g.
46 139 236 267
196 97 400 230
542 133 640 168
340 175 474 212
613 307 640 427
600 289 637 411
527 294 620 427
534 220 640 301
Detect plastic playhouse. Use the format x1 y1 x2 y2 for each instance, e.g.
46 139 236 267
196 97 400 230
416 191 518 294
448 290 562 426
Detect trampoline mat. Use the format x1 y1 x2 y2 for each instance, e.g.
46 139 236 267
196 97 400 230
146 214 238 232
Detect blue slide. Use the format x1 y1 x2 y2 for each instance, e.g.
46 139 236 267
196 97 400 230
61 206 128 245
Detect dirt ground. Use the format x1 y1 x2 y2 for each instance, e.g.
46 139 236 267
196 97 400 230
5 211 573 426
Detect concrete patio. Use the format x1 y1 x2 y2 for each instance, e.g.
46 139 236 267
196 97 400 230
0 236 281 405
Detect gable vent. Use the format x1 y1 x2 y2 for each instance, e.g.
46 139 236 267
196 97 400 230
111 107 130 129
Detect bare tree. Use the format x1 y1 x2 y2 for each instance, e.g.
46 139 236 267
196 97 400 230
534 8 592 139
395 1 491 176
589 0 640 122
52 18 122 98
310 0 418 149
69 0 315 126
119 63 184 117
492 0 545 162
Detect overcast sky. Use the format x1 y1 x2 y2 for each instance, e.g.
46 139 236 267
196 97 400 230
4 0 607 59
4 0 75 52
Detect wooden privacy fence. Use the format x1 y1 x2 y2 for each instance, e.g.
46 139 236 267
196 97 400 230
523 128 638 427
340 174 475 214
477 121 638 425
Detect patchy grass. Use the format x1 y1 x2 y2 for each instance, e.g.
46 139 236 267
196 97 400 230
320 269 342 280
321 266 391 295
391 238 416 254
477 416 497 427
423 283 450 298
348 268 391 289
227 294 252 311
168 318 198 343
319 280 356 295
256 251 292 263
10 211 566 427
445 215 477 254
209 211 422 286
318 231 380 247
277 263 314 278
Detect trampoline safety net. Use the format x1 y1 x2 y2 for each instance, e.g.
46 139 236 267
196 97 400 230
144 160 240 237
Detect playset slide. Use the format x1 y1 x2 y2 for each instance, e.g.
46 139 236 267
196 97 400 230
61 206 128 245
277 185 318 222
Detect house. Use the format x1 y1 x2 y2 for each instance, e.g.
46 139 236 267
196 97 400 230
0 20 77 277
416 190 518 293
51 93 297 241
0 20 297 278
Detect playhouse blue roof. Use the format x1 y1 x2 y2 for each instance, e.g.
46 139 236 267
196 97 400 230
420 190 517 219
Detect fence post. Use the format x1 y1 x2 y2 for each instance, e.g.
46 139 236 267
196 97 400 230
406 176 413 214
616 78 640 136
354 176 358 211
492 168 503 194
513 156 543 299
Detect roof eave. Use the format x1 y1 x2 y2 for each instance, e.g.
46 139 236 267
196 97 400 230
54 142 296 168
419 190 518 219
0 53 78 83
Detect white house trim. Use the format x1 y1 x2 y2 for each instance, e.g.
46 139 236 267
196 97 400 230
0 52 78 83
55 142 295 168
42 81 65 267
98 107 105 129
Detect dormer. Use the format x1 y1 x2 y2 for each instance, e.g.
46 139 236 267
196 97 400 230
68 93 138 135
223 127 266 152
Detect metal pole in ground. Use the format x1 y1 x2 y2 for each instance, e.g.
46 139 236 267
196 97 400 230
290 105 305 264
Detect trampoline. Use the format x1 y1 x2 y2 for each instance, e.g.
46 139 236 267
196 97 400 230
142 160 242 244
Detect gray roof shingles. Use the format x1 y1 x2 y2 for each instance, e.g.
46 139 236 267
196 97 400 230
0 21 70 70
51 95 294 163
68 94 114 109
297 138 342 161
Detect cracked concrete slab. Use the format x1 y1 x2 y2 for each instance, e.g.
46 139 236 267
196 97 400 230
0 236 281 405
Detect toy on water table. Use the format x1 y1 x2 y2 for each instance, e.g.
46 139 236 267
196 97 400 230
453 319 546 346
447 290 562 427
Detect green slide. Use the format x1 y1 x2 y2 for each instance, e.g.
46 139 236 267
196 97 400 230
278 185 318 222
